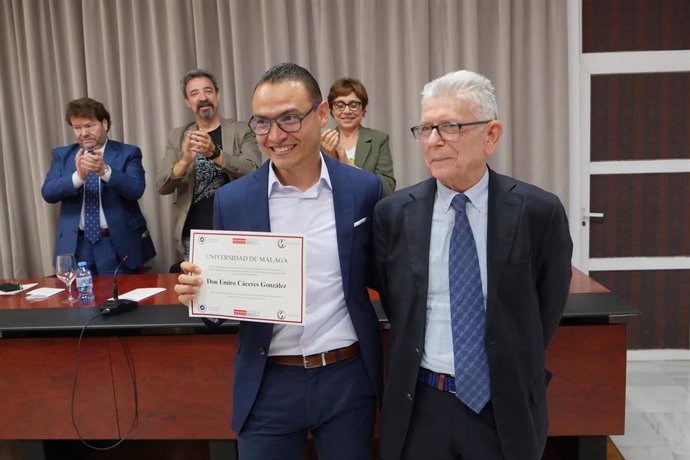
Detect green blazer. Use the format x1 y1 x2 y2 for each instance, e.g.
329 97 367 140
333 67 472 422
353 126 396 197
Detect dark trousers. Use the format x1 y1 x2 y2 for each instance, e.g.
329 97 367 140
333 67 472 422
75 234 136 276
238 355 376 460
400 381 504 460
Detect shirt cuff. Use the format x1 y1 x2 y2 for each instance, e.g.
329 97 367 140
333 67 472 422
101 165 112 182
72 171 85 188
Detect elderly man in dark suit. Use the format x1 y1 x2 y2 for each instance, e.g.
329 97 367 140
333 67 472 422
175 63 382 460
373 69 573 460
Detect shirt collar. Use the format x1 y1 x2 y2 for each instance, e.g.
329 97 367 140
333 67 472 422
436 167 489 213
86 138 108 153
268 152 333 196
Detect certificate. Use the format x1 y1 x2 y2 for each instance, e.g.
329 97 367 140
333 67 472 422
188 230 305 324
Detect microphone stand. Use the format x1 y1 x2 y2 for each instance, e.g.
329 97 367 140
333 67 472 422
100 256 138 315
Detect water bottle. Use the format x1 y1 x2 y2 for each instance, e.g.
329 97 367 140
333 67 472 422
75 261 95 304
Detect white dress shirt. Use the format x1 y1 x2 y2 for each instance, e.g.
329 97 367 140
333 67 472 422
266 154 358 356
420 168 489 375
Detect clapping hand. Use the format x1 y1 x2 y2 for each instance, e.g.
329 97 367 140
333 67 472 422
75 149 106 180
320 129 348 163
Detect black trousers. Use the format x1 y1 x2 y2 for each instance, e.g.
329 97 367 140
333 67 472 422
400 381 504 460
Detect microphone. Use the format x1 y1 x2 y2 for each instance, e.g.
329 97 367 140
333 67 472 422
100 256 138 315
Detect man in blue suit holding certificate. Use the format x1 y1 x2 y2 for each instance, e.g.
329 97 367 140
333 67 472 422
175 63 382 460
42 97 155 275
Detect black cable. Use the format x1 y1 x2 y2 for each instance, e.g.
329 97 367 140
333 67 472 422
70 311 139 450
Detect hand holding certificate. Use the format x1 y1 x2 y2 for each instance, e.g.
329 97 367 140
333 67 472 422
187 230 305 324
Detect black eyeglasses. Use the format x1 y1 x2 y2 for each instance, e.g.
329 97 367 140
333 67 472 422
410 120 492 142
249 101 321 136
332 100 362 112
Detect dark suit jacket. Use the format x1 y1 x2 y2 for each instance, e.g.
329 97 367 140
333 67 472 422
373 169 573 460
41 140 156 269
212 154 383 434
352 126 396 197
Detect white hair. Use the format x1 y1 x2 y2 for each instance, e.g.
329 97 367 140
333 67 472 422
420 69 498 120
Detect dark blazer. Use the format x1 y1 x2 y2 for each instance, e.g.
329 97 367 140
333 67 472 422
212 154 383 434
373 169 573 460
41 140 156 270
352 126 396 197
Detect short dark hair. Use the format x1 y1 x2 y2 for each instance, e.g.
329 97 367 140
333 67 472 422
181 69 219 99
327 78 369 111
64 98 111 132
253 63 322 103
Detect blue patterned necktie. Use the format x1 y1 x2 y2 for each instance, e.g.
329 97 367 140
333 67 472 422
449 193 490 413
84 171 101 244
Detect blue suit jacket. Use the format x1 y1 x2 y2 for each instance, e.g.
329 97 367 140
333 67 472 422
212 154 383 434
41 140 156 269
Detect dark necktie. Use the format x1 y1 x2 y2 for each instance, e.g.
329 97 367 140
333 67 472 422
449 193 490 413
84 171 101 244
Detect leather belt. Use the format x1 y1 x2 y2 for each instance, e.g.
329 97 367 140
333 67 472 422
418 367 456 393
269 343 360 369
78 228 110 237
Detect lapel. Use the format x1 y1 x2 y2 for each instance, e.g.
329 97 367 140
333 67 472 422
99 140 120 192
324 155 355 298
245 161 271 232
485 169 523 322
239 162 273 340
219 118 233 153
103 139 119 163
354 126 373 168
403 178 436 299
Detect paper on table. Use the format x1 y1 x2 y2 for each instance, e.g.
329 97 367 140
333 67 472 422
0 283 38 296
25 287 65 299
108 287 166 302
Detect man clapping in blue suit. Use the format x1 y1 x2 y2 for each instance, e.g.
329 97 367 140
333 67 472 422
175 63 382 460
42 97 155 275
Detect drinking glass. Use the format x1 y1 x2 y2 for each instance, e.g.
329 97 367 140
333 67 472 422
55 254 77 304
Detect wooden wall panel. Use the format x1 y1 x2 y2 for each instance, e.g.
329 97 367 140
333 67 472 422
545 325 626 436
590 73 690 162
590 174 690 258
0 338 119 439
591 270 690 349
583 0 690 53
113 335 236 439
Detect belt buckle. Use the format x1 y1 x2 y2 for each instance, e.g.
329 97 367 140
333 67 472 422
436 372 456 394
303 352 328 368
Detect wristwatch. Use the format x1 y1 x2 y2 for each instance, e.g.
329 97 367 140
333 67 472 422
208 146 221 160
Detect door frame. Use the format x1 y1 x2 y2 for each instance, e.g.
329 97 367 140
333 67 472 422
567 0 690 273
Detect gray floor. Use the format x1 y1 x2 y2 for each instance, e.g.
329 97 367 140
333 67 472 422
611 360 690 460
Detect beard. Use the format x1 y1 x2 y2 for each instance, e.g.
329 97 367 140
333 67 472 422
79 136 102 150
197 102 216 120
